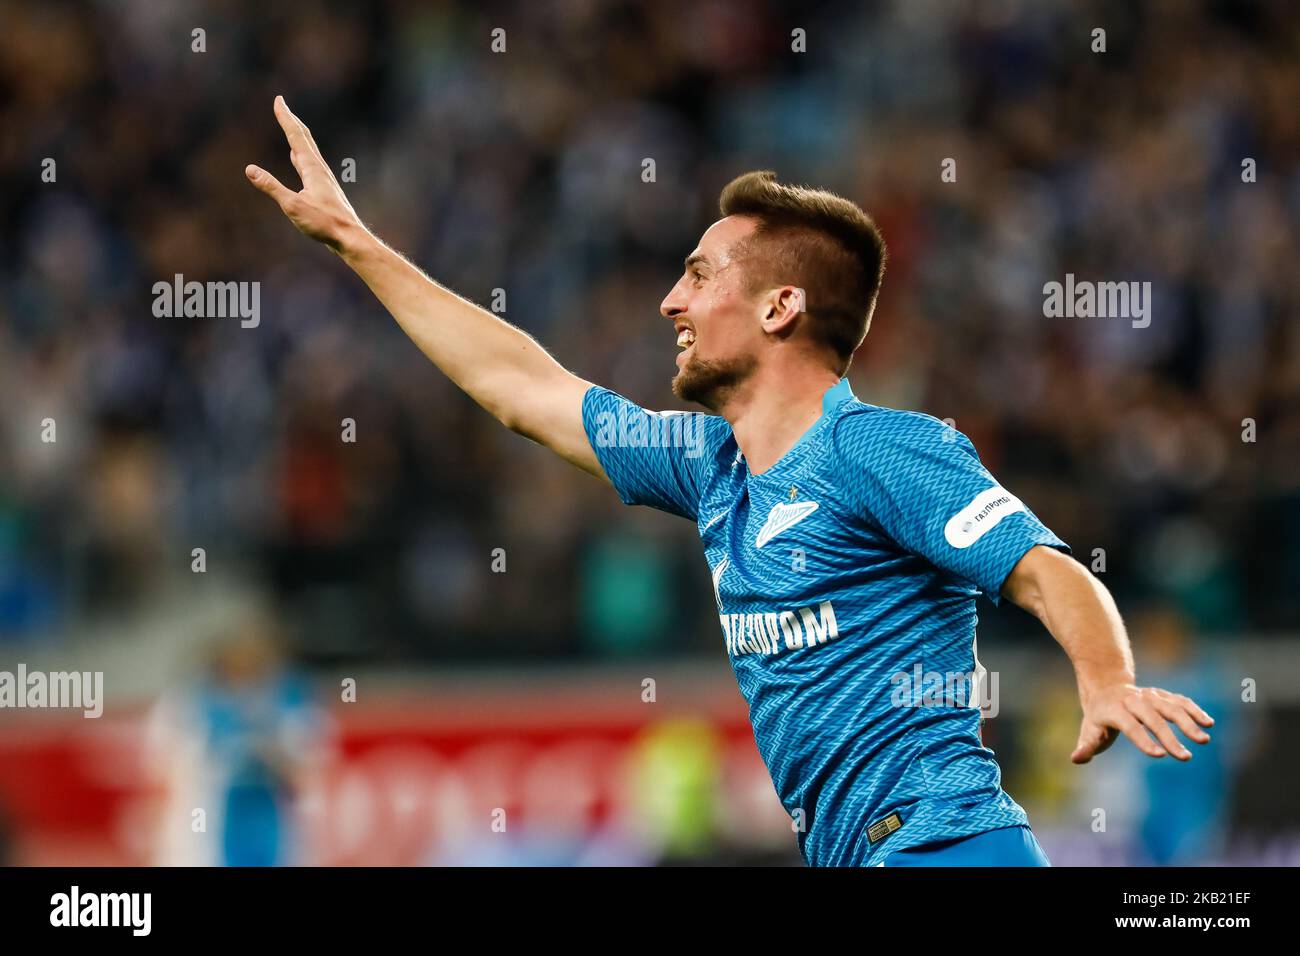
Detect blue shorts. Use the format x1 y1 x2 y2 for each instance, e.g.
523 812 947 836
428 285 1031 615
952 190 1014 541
882 825 1051 867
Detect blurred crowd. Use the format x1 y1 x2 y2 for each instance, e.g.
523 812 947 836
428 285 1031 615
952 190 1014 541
2 0 1298 664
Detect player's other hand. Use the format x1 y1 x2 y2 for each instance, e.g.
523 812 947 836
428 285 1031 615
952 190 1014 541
245 96 363 253
1072 683 1214 764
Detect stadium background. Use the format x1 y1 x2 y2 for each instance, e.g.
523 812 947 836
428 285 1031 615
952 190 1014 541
1 0 1298 865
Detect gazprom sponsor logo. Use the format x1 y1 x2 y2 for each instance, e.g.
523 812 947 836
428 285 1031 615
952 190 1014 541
721 600 839 657
943 486 1024 549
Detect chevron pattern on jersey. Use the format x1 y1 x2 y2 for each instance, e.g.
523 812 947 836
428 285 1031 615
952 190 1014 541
583 381 1070 865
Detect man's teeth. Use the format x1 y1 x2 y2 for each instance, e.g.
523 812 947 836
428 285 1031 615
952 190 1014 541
677 329 696 348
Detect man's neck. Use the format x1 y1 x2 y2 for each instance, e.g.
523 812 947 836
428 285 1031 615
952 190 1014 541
719 363 843 476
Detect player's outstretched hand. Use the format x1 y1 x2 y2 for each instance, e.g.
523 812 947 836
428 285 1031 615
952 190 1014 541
1072 683 1214 764
245 95 363 253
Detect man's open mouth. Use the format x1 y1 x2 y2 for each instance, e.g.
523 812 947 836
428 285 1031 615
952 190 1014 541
675 327 697 368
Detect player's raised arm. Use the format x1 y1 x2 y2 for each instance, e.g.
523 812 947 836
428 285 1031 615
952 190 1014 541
245 96 606 481
1001 544 1216 764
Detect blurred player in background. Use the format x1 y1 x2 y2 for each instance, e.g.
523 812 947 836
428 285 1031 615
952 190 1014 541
246 96 1214 866
1127 603 1244 865
147 609 325 866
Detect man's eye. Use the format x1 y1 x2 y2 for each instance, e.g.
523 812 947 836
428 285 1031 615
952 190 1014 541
692 272 706 285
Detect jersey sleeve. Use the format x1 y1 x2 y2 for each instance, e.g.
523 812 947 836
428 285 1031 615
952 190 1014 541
832 409 1069 604
581 385 715 521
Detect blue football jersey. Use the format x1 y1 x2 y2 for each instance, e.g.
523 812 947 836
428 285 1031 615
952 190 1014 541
582 377 1069 865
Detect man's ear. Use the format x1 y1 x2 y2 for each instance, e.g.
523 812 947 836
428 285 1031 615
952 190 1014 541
760 286 806 334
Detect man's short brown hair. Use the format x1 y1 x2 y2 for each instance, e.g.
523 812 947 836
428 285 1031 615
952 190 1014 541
719 170 887 374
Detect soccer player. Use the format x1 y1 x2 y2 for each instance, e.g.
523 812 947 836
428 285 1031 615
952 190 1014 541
246 96 1215 866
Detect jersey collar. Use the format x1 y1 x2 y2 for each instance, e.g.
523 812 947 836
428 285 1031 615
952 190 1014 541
822 377 855 415
770 378 856 466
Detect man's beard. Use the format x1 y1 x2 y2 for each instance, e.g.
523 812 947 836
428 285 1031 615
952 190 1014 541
671 351 757 411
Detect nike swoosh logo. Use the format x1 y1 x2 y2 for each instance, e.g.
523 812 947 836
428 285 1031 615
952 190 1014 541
755 501 819 549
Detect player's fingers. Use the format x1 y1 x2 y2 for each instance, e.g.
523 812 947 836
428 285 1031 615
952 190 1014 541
1114 712 1166 758
244 165 296 209
1128 700 1190 759
273 95 310 154
1151 695 1211 744
1172 692 1215 727
278 100 338 193
1071 721 1113 764
278 96 329 168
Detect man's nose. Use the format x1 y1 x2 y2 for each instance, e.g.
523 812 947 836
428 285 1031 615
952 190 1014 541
661 279 687 319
